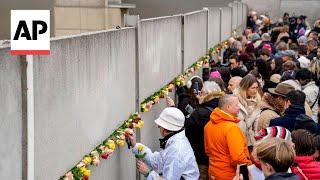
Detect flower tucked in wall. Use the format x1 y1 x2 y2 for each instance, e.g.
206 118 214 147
60 113 143 180
60 39 230 180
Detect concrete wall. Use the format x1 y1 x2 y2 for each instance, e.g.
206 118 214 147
138 16 182 101
138 16 182 150
0 47 26 179
221 7 232 41
242 0 320 26
237 2 243 28
242 0 281 22
183 10 208 69
232 2 238 30
208 7 221 48
280 0 320 27
33 28 136 180
0 2 247 179
242 3 248 26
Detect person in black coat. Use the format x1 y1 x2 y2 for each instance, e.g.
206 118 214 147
269 90 306 132
176 76 203 117
184 81 224 179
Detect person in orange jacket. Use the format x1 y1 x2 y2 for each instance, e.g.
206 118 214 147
204 94 251 180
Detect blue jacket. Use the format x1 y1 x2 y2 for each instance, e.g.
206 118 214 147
269 104 305 132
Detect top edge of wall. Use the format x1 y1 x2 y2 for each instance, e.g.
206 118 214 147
184 9 208 16
51 27 135 42
140 14 183 22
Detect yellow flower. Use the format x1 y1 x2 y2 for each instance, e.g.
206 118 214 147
80 166 87 173
142 107 149 112
83 156 92 164
116 139 125 147
106 140 116 150
138 145 144 152
135 120 144 128
83 169 91 177
161 89 168 95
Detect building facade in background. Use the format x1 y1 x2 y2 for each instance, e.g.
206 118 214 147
54 0 135 36
0 0 135 39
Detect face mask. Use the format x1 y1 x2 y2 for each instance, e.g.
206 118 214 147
159 129 183 149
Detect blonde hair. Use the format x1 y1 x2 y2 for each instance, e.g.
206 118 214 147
238 74 261 99
309 58 320 80
256 138 295 172
314 20 320 28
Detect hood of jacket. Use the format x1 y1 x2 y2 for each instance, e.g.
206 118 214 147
210 108 240 124
284 104 305 117
302 81 316 89
198 91 225 105
295 114 319 134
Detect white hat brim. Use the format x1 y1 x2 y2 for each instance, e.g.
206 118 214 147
154 117 182 131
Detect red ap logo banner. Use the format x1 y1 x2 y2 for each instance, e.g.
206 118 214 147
11 10 50 55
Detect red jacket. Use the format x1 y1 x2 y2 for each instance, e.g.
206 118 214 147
291 156 320 180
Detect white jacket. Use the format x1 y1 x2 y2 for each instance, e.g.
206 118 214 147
235 91 261 146
298 56 310 68
302 81 319 122
238 102 261 146
132 130 199 180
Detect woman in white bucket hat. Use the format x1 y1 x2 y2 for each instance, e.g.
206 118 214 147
128 107 199 180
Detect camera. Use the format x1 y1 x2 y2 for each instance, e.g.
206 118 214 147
289 17 297 25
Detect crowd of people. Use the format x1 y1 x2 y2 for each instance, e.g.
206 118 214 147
126 12 320 180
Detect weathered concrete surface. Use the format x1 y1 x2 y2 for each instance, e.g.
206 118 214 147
242 0 281 21
0 47 25 179
237 2 243 28
208 7 221 48
280 0 320 26
232 2 238 30
138 16 182 102
243 0 320 25
221 7 232 41
183 10 208 69
33 28 136 180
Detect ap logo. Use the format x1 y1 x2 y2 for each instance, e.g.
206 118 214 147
11 10 50 55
